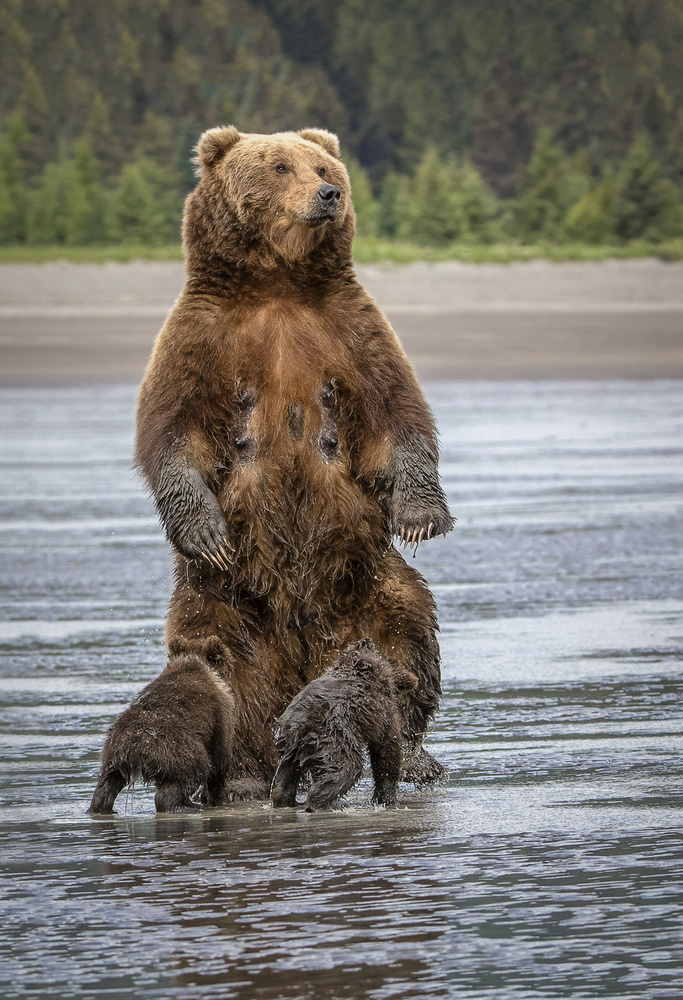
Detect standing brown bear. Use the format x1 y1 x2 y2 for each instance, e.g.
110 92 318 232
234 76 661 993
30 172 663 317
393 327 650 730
90 126 453 814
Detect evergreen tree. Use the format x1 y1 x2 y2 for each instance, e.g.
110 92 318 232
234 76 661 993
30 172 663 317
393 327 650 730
27 140 112 246
614 134 681 241
396 150 498 245
0 116 27 244
12 61 50 180
397 148 465 246
110 156 182 245
563 169 618 244
345 156 378 237
510 129 589 242
81 93 119 178
456 160 499 243
377 171 403 238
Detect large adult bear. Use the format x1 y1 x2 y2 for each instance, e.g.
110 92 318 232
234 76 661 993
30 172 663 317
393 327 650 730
90 126 453 813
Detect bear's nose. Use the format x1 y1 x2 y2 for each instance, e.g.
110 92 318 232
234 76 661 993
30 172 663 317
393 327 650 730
316 184 341 211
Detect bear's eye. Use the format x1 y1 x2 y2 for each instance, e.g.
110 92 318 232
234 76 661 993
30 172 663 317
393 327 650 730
317 167 326 177
275 163 289 174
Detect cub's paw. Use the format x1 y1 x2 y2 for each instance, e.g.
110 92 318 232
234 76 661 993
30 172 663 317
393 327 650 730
401 747 446 787
391 500 454 550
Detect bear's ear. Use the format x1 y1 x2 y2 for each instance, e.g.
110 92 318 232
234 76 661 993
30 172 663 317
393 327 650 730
395 669 419 692
201 636 231 670
194 125 241 174
168 637 187 658
298 128 341 160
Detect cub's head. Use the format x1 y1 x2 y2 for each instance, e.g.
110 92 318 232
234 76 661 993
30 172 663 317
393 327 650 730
190 125 353 263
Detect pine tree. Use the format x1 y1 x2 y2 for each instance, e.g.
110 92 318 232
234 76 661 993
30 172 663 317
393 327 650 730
614 134 681 241
82 93 119 177
345 157 378 238
13 61 50 180
0 116 27 244
378 171 403 238
26 140 112 246
456 160 499 243
397 148 465 246
510 129 589 242
563 169 618 244
110 156 182 244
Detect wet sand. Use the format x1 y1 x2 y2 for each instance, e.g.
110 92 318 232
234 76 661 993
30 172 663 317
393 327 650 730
1 258 682 384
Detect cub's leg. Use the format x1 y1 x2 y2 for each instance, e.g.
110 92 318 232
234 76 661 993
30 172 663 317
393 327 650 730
89 769 127 815
270 755 301 808
368 723 402 807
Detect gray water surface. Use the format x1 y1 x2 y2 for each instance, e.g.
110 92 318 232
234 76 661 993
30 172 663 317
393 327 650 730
1 381 682 999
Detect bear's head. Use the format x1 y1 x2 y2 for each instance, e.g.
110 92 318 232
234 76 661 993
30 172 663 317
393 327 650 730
185 126 354 270
168 635 233 673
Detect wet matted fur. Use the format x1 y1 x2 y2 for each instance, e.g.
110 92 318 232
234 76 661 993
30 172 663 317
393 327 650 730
89 637 236 813
272 639 418 811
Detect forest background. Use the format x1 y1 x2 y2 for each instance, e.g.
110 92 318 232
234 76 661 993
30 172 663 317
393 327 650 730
2 0 683 261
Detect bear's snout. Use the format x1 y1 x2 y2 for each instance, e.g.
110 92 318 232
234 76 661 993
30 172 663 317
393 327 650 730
316 183 341 218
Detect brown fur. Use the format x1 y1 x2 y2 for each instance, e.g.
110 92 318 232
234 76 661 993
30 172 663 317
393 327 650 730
91 126 453 811
272 639 417 811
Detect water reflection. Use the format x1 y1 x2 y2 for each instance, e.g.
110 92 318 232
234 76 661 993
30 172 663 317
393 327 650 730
1 381 682 998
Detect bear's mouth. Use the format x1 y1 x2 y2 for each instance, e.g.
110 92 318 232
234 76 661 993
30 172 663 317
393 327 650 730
303 210 337 227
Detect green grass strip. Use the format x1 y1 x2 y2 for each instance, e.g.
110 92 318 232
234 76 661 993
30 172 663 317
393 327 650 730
1 238 682 265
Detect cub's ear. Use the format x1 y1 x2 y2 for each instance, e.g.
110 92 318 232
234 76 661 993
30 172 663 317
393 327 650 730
298 128 341 160
201 635 232 671
194 125 241 174
167 637 187 658
395 669 419 692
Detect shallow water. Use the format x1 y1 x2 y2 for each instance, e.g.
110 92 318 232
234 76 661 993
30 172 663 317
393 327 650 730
1 381 682 1000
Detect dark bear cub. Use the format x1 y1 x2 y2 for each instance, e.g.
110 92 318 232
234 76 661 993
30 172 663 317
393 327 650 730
271 639 417 811
89 637 236 814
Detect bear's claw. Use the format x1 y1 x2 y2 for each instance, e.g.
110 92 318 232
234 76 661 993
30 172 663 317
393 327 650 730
197 536 232 572
396 521 437 551
393 504 453 552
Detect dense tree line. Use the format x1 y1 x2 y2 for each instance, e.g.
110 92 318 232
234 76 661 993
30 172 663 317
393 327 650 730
1 0 682 247
258 0 683 192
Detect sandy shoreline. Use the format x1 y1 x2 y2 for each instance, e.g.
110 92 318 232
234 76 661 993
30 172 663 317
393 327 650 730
1 258 682 384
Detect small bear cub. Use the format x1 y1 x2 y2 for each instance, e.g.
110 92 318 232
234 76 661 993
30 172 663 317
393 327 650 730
89 636 236 814
271 639 417 811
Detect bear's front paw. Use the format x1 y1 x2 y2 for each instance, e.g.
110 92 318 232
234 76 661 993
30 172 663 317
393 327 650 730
391 499 454 550
174 510 232 572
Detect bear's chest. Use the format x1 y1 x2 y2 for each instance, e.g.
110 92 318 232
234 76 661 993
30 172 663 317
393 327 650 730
223 299 356 466
232 299 352 388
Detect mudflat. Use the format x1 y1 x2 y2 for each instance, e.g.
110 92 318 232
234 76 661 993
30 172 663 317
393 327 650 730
1 258 682 385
